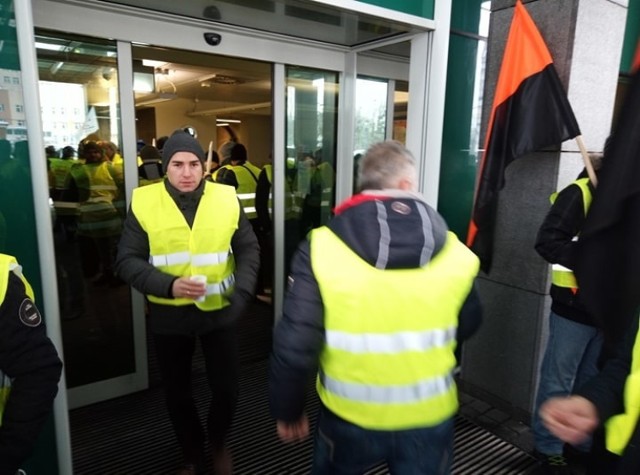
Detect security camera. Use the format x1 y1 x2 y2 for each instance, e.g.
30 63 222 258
102 68 114 81
204 32 222 46
203 6 221 20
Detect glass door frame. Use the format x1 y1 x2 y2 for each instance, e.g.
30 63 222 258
28 5 450 472
30 0 448 371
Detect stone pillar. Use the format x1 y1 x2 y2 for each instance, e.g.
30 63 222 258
458 0 627 420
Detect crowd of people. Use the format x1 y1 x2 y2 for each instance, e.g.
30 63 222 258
3 133 640 475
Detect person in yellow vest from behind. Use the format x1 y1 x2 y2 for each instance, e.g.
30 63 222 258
0 254 62 475
541 313 640 475
269 140 482 474
214 143 265 293
115 130 259 475
137 144 164 187
69 141 122 285
213 143 261 226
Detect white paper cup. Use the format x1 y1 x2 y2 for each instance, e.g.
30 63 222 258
190 275 207 302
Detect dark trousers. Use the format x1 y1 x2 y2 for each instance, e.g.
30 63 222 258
153 326 239 465
311 406 454 475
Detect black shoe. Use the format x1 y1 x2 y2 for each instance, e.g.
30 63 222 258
176 462 208 475
539 454 572 474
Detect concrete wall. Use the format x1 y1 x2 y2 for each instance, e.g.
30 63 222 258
459 0 626 420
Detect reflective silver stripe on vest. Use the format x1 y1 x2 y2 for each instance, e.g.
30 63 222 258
326 327 456 354
237 193 256 200
150 251 230 267
149 251 191 267
243 206 257 214
205 273 235 295
551 263 572 272
417 203 435 265
192 251 231 267
319 370 454 404
53 202 80 210
375 201 390 269
79 202 116 212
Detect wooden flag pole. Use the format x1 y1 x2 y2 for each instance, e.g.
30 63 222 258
205 140 213 175
575 135 598 187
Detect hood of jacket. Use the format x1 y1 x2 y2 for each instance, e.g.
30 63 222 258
327 189 448 270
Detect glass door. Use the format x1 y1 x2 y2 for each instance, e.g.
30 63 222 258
35 30 146 407
353 76 389 193
284 67 339 272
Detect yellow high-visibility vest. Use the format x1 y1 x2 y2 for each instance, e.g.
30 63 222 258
606 321 640 454
311 227 479 430
131 181 239 311
215 163 261 219
263 164 298 220
72 161 122 237
549 178 592 290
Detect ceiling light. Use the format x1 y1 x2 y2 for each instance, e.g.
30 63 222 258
35 42 64 51
216 123 230 127
50 61 64 75
216 118 241 123
142 59 166 68
133 60 155 93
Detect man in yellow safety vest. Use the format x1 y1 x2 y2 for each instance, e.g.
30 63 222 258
115 130 259 475
269 140 482 474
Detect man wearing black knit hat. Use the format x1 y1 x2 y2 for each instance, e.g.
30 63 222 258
115 130 259 475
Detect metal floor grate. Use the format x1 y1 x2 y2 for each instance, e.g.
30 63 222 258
69 301 539 474
70 359 539 474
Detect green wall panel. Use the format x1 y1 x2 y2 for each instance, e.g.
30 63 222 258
437 32 481 239
450 0 484 33
621 0 640 73
359 0 434 19
0 1 60 474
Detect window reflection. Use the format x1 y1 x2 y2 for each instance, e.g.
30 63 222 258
35 31 134 388
284 67 338 273
354 77 388 192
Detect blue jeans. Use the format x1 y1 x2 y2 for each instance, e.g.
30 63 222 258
311 406 454 475
532 311 603 455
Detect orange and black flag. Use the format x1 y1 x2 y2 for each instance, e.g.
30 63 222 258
467 0 580 272
574 43 640 359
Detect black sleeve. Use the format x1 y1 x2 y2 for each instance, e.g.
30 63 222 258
255 169 271 231
575 315 638 424
456 281 483 343
535 183 586 269
0 274 63 475
114 205 177 298
269 239 325 422
229 205 260 304
215 168 239 189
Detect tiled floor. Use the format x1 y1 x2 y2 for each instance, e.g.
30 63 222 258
458 391 536 455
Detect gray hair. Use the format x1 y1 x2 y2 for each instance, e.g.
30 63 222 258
357 140 417 191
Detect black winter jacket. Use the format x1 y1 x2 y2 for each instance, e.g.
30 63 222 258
577 316 640 474
269 190 483 423
535 173 597 326
0 272 62 475
115 179 260 335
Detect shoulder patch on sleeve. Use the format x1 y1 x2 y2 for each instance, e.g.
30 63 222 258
19 298 43 327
